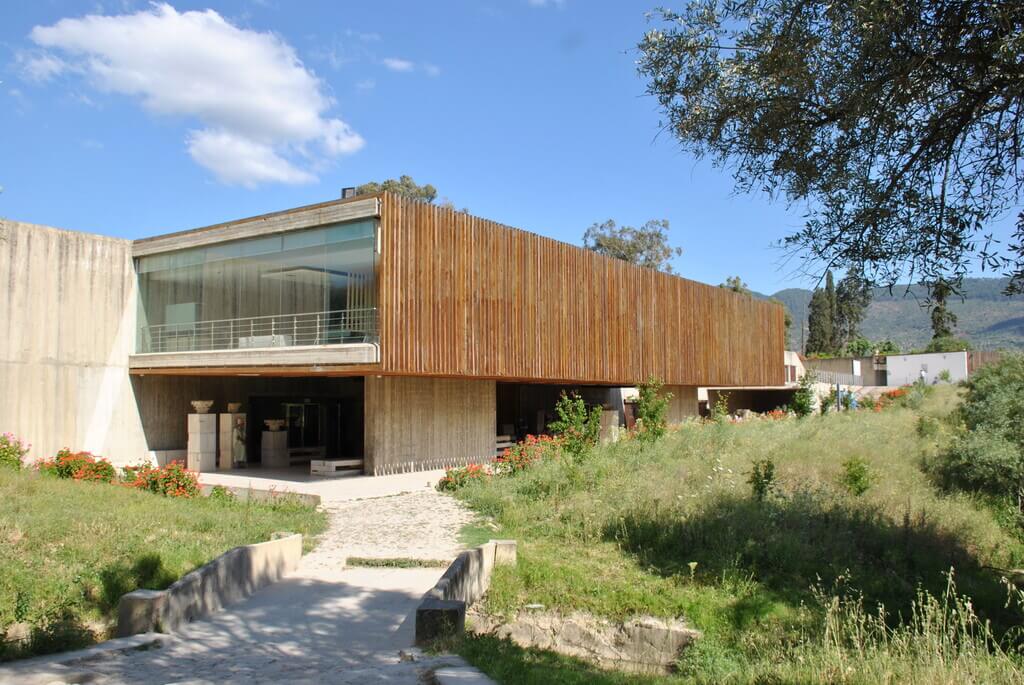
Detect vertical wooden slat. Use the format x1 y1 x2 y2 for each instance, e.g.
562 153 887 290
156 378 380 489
377 193 784 386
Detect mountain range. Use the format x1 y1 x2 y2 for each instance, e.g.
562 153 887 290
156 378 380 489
764 277 1024 352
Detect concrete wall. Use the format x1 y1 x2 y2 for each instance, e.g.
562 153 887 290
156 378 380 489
0 220 148 464
664 386 698 425
364 376 496 475
886 351 968 386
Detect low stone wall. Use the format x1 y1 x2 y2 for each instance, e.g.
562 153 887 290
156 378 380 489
415 539 516 644
197 483 321 508
469 609 700 674
117 533 302 636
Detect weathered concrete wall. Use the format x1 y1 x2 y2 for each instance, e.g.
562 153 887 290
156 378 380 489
364 376 496 475
664 385 698 425
117 533 303 636
887 351 968 386
0 220 147 464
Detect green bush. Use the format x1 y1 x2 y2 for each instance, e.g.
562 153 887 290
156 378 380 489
122 462 200 498
924 336 973 353
548 392 601 462
635 377 672 442
0 433 29 470
839 457 872 496
37 450 117 483
437 463 490 492
747 458 776 502
790 373 816 417
927 355 1024 507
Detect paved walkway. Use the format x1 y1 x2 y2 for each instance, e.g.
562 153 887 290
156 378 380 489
199 467 448 503
0 471 490 684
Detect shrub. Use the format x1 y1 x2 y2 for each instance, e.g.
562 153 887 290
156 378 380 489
493 434 559 476
548 392 601 462
0 432 29 470
938 369 953 383
711 391 731 422
927 355 1024 509
37 449 116 483
917 415 941 440
123 462 200 498
859 395 877 411
635 377 672 442
437 463 490 492
925 336 972 353
748 458 776 502
839 457 872 496
208 484 235 503
790 372 816 417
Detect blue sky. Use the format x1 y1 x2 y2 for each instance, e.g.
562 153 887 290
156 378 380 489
1 1 1017 294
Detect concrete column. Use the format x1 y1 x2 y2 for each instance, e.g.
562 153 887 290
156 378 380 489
664 386 698 425
364 376 496 475
187 414 217 472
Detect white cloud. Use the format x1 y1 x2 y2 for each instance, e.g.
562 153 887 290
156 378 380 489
17 52 67 81
381 57 415 72
423 63 441 78
25 3 363 186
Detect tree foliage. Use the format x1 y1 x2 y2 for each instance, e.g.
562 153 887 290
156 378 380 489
356 175 438 203
583 219 682 273
637 1 1024 295
635 377 673 443
805 287 834 356
719 275 752 296
834 271 872 348
806 270 872 354
927 277 959 339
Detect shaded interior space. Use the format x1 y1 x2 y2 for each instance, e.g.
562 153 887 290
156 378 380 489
704 388 797 416
495 382 624 441
132 375 364 468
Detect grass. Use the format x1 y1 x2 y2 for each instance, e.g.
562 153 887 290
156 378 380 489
447 386 1024 683
0 468 327 661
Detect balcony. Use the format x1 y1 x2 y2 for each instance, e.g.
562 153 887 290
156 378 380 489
137 308 378 354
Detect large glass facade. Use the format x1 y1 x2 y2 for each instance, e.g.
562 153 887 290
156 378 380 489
136 219 377 353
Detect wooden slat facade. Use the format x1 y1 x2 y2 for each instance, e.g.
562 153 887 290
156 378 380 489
377 193 784 387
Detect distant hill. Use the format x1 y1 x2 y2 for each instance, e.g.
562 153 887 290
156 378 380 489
764 277 1024 352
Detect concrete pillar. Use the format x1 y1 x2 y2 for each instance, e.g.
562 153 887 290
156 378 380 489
364 376 496 475
664 386 698 425
187 413 217 472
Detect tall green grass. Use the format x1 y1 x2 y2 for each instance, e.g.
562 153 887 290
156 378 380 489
451 387 1024 683
0 468 327 661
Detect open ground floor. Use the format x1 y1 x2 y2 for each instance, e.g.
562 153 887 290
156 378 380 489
4 360 700 475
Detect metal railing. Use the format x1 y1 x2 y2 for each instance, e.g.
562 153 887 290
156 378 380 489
809 370 860 386
138 308 378 354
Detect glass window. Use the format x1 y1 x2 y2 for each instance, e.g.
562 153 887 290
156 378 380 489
135 219 378 352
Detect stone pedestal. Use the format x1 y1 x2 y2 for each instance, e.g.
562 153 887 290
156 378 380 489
187 413 217 472
261 430 288 468
218 413 247 469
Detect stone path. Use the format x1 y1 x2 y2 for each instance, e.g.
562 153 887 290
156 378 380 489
309 491 476 565
0 476 492 685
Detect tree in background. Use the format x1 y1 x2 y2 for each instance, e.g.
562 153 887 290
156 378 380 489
719 276 751 296
925 336 973 353
583 219 682 274
834 271 872 350
356 175 438 203
805 286 834 356
824 272 838 351
927 277 959 340
637 1 1024 296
